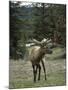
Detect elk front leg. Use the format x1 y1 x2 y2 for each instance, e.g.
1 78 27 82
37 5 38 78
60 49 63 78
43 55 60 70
38 64 41 81
41 60 47 80
32 65 37 82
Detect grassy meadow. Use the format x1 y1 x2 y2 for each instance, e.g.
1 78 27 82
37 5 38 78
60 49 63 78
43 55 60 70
9 47 66 89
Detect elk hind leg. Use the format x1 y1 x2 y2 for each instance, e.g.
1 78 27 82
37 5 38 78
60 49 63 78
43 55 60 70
41 60 47 80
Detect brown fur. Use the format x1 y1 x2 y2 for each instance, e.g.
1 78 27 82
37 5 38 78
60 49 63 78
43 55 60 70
29 46 47 82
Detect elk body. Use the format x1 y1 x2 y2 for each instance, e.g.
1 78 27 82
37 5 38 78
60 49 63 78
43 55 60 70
27 39 53 82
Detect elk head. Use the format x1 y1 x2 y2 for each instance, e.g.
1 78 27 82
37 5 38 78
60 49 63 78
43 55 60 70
31 38 53 54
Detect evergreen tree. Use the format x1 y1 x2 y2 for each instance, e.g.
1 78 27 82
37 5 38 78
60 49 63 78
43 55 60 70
10 1 23 59
33 3 66 46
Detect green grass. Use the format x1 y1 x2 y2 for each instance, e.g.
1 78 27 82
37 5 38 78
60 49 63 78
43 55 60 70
9 47 66 89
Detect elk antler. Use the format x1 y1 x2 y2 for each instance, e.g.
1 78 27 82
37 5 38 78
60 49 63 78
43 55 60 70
26 38 52 47
32 38 51 46
32 39 41 44
46 39 52 44
41 38 47 43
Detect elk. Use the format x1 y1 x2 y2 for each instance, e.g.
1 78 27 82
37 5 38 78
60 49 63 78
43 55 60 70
26 38 53 82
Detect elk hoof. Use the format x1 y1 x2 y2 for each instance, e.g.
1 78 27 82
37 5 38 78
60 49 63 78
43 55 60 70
45 77 47 80
38 78 40 81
